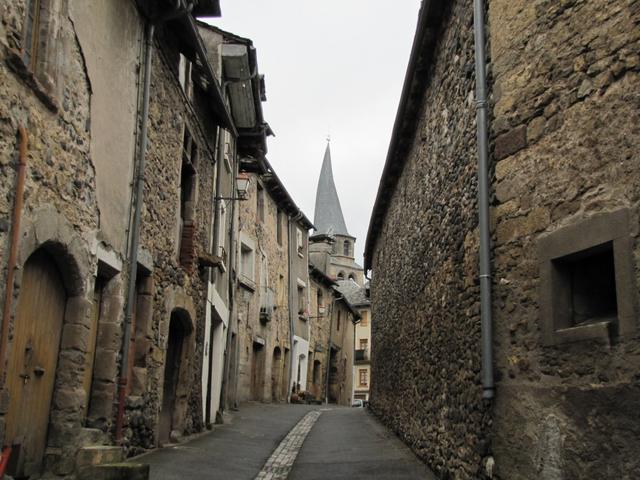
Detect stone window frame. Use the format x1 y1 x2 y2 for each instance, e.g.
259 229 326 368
537 209 637 346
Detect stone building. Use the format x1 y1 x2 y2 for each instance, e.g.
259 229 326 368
232 156 313 404
310 143 364 285
335 280 372 404
365 0 640 479
0 0 257 476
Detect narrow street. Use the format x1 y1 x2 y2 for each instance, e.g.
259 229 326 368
136 403 434 479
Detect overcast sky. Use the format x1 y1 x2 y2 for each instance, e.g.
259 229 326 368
210 1 421 266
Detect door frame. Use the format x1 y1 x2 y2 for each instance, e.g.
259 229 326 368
2 206 95 475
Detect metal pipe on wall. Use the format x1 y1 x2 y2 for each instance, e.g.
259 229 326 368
0 126 29 384
473 0 495 400
115 20 155 443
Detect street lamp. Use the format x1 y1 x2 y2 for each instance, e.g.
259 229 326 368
215 173 250 201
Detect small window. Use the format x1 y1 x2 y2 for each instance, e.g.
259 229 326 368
257 184 265 223
296 228 304 256
179 129 198 271
317 289 324 316
337 310 341 331
298 286 306 315
538 209 637 345
359 369 368 387
337 271 345 280
359 338 368 350
240 243 255 282
276 209 284 245
343 240 351 256
178 54 193 100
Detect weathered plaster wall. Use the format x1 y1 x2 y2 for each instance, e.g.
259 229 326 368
70 0 141 255
489 0 640 477
369 1 492 478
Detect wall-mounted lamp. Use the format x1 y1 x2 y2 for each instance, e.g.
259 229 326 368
215 173 250 201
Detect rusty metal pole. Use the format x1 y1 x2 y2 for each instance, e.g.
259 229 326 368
0 126 29 384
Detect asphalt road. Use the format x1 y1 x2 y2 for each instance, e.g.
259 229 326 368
136 403 435 479
136 403 316 480
289 406 436 480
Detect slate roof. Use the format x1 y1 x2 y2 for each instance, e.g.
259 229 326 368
313 143 350 236
335 279 370 308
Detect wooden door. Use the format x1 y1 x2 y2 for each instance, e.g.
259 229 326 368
159 315 184 445
5 250 66 477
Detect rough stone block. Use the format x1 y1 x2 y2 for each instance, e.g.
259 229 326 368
64 296 93 328
494 125 527 160
76 446 123 467
130 367 147 396
93 350 118 382
61 323 91 352
97 322 122 351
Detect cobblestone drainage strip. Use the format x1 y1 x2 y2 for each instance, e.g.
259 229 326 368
255 410 322 480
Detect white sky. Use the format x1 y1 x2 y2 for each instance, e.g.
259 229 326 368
209 1 421 265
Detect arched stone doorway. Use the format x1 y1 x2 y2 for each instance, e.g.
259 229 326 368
159 308 193 445
271 347 282 402
5 249 66 476
250 341 265 401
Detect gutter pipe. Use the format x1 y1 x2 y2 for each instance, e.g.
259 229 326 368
115 19 156 443
473 0 495 400
0 126 28 385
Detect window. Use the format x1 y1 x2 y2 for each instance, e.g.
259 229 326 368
178 53 193 100
179 128 198 271
21 0 62 97
296 228 304 256
317 289 324 316
240 243 255 283
336 310 341 331
276 209 284 245
337 271 345 280
538 209 636 345
23 0 43 72
359 339 368 350
359 369 368 387
298 286 305 315
343 240 351 257
360 311 368 326
257 184 265 223
216 202 227 261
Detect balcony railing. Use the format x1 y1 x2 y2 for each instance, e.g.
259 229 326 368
260 286 275 322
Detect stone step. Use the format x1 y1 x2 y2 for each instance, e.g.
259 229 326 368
76 446 124 467
76 463 149 480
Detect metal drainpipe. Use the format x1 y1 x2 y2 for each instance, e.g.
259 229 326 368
115 19 156 444
473 0 495 400
220 138 238 412
0 126 28 384
205 126 224 425
286 215 299 401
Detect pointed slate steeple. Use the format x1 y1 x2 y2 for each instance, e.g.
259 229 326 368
313 142 349 236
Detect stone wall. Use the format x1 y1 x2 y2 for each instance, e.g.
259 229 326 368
235 173 292 403
370 0 640 478
489 0 640 477
307 277 332 400
123 32 218 452
369 0 492 478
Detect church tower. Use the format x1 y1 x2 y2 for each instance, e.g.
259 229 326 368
310 142 364 284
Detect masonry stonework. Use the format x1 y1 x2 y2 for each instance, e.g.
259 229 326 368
367 0 640 478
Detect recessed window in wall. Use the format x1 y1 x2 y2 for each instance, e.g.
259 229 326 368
538 209 637 346
179 128 198 271
257 183 265 223
276 208 284 245
240 243 255 283
343 240 351 257
178 53 193 100
337 271 345 280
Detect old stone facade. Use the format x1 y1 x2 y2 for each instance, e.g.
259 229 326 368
365 0 640 479
0 0 245 476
